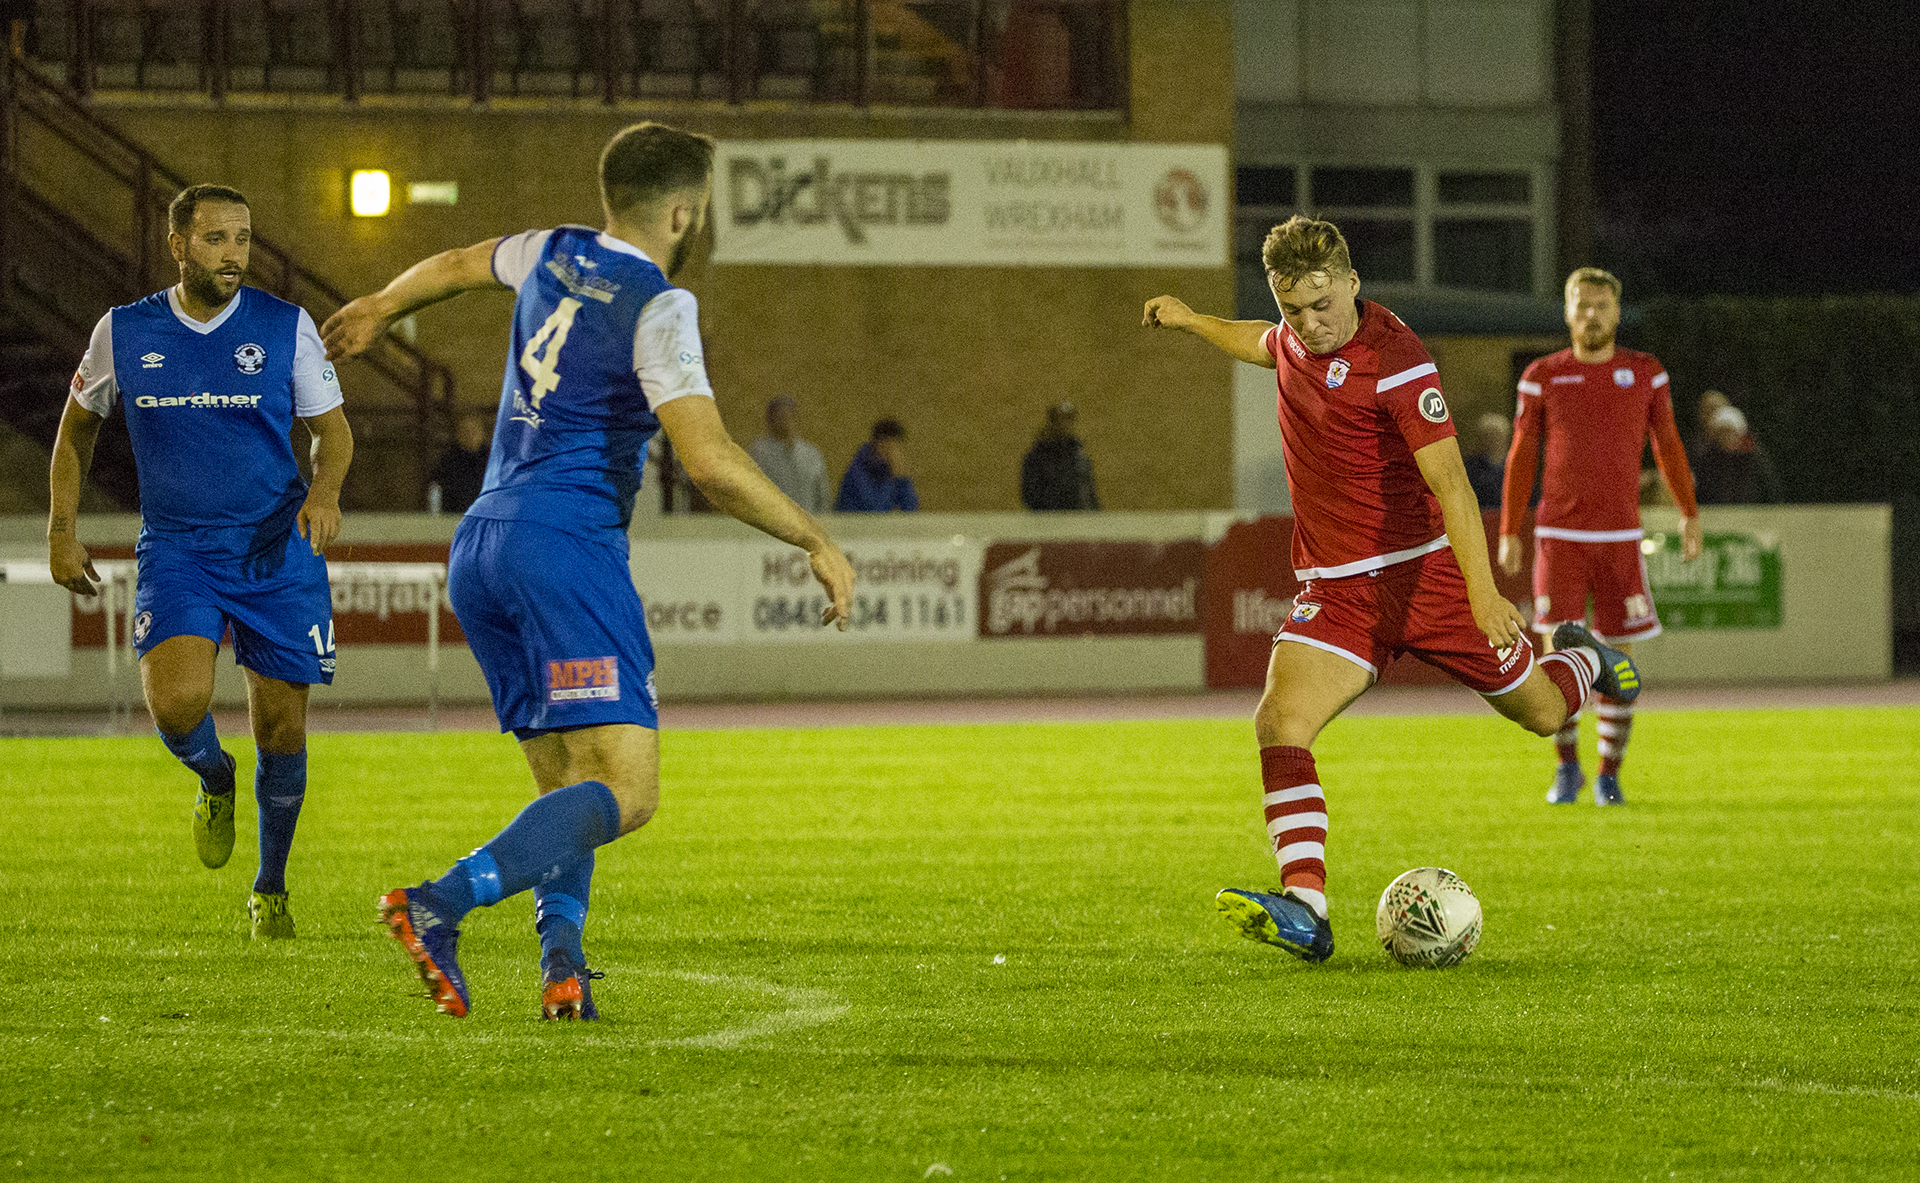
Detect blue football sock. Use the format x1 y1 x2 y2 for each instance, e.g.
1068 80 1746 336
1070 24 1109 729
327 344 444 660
425 780 621 926
159 714 232 793
252 747 306 895
535 852 593 969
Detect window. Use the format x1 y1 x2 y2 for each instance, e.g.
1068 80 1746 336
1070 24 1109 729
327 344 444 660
1435 170 1534 291
1311 167 1414 208
1435 219 1533 291
1236 166 1298 208
1438 172 1530 205
1337 219 1416 283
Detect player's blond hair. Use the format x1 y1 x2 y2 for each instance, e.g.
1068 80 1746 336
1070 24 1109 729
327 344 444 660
1564 266 1621 301
1261 215 1352 289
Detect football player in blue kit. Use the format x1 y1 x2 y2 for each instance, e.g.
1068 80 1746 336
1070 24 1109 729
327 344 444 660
322 122 856 1020
47 184 355 940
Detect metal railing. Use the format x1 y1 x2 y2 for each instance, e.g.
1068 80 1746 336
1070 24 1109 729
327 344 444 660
0 53 456 507
23 0 1126 111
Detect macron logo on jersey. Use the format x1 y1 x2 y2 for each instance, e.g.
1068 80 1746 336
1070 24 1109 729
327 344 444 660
134 392 265 409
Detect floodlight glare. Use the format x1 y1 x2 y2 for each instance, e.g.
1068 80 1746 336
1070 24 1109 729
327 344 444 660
349 170 392 217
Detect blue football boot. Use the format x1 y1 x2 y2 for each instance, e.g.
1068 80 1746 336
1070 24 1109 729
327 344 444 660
1594 772 1626 806
378 885 470 1017
1547 762 1585 804
1215 887 1334 963
541 948 605 1021
1551 622 1642 704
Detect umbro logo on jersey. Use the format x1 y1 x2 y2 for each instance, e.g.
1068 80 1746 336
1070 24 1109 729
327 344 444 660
1417 387 1449 423
234 343 267 374
1325 358 1351 388
1613 367 1635 387
141 352 165 368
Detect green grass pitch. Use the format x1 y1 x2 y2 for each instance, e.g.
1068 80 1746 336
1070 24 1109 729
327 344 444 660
2 705 1917 1181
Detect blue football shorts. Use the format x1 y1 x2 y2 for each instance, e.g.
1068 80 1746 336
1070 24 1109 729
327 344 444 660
449 515 659 740
132 529 335 685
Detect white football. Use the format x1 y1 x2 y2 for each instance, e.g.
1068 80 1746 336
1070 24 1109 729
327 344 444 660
1376 867 1482 968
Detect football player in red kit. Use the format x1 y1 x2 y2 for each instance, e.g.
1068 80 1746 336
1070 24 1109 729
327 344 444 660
1497 267 1701 807
1143 216 1641 963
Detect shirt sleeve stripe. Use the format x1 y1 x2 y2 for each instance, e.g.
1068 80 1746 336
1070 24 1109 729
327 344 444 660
1651 371 1670 387
1516 379 1542 395
1376 361 1438 392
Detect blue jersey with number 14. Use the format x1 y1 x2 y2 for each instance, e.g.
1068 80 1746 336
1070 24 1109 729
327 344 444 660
469 226 712 533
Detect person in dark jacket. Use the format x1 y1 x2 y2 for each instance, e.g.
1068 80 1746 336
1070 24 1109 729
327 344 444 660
1462 412 1510 510
428 411 491 513
1020 401 1100 511
1693 404 1782 504
835 418 920 512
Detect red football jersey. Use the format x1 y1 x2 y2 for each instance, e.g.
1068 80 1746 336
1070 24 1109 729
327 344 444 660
1262 300 1457 581
1499 347 1698 540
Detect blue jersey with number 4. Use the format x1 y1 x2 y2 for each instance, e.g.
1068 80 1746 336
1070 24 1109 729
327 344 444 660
470 226 715 533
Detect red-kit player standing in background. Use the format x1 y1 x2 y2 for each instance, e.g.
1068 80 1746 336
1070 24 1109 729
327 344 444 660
1497 267 1702 807
1142 217 1644 964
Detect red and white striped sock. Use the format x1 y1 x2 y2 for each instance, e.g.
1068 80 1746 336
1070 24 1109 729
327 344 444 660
1553 715 1581 766
1596 694 1634 775
1261 745 1327 919
1538 646 1599 721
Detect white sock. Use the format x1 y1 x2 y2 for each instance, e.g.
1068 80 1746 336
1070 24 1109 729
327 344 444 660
1284 885 1328 920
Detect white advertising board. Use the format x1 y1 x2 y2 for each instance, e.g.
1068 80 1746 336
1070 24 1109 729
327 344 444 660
630 537 982 644
714 139 1229 268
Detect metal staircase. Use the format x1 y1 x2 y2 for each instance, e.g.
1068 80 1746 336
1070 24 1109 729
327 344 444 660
0 52 455 510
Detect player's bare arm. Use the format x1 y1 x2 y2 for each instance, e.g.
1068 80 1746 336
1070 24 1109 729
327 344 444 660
1141 295 1275 368
655 396 855 629
46 395 105 596
297 406 354 556
1414 437 1527 650
320 238 504 361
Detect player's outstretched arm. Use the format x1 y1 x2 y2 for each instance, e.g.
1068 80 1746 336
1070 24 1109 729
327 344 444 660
320 239 504 361
655 396 855 630
1141 295 1276 368
297 406 354 556
46 396 104 597
1414 437 1527 650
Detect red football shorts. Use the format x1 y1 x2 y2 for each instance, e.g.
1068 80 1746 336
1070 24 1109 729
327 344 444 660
1274 548 1535 696
1531 535 1662 643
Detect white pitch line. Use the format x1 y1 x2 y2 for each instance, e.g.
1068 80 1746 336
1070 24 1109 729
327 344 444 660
650 971 850 1049
1642 1075 1920 1105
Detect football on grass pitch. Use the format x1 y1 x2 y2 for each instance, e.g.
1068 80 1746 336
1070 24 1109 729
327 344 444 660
1376 867 1482 968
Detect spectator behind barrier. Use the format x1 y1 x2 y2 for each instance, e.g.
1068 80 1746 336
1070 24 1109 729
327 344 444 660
748 395 830 514
1694 404 1783 504
835 418 920 513
1463 411 1510 510
1020 401 1100 511
427 411 491 514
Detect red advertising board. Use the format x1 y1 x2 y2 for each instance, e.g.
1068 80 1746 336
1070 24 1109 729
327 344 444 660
1202 512 1537 688
979 540 1206 638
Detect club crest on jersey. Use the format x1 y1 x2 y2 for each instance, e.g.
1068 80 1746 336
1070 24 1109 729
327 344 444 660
1325 358 1351 388
1289 601 1321 623
132 611 152 644
1613 367 1635 387
234 343 267 374
1417 387 1449 423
